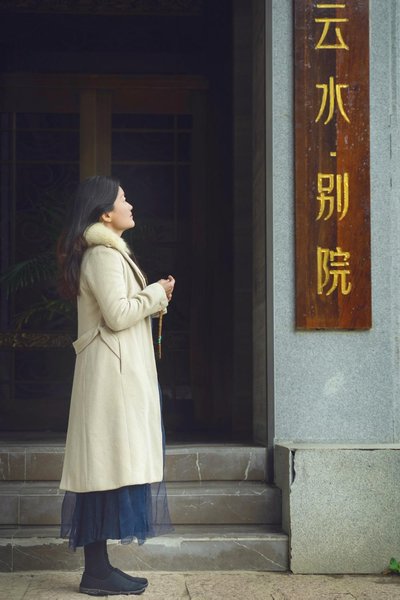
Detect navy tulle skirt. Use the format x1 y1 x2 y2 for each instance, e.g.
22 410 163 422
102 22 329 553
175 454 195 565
60 480 171 550
60 384 172 550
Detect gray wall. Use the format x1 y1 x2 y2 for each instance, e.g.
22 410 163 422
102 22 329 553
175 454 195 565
270 0 400 442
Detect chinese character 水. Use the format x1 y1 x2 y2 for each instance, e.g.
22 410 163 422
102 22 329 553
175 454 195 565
315 76 350 124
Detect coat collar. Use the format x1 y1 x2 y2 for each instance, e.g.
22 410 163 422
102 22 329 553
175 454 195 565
84 222 131 254
84 223 146 289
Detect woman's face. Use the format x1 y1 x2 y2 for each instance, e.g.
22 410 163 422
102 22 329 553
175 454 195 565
101 186 135 235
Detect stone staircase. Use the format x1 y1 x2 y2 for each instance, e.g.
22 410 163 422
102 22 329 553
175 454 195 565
0 439 288 571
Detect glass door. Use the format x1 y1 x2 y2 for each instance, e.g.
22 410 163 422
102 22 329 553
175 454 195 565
0 75 208 436
0 111 80 430
111 113 193 434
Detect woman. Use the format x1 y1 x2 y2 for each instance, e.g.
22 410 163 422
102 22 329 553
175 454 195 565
58 176 175 596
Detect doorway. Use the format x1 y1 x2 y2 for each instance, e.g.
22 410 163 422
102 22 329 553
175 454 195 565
0 1 264 444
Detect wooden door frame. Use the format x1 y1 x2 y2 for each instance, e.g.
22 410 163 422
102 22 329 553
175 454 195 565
0 73 208 113
0 73 208 180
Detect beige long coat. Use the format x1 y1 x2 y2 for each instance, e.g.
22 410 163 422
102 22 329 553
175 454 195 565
60 223 169 493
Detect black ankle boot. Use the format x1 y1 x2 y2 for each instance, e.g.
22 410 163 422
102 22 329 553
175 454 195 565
83 540 113 580
79 569 147 596
112 568 148 588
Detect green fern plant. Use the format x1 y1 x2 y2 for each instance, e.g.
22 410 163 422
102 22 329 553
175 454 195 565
0 202 158 330
0 201 74 330
1 253 57 296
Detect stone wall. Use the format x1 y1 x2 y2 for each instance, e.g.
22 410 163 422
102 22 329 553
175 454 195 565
270 0 400 443
276 443 400 573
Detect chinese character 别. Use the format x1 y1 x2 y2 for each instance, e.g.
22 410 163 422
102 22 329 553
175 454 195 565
317 246 352 296
315 76 350 124
316 172 349 221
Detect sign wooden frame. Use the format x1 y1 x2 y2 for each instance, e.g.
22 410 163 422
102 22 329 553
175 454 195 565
295 0 371 329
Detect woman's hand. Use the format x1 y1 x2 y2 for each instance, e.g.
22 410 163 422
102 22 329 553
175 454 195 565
157 275 175 301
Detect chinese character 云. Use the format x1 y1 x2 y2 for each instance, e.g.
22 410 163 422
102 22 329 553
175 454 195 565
315 17 349 50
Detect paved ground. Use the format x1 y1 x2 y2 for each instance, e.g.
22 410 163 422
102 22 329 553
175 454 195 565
1 571 400 600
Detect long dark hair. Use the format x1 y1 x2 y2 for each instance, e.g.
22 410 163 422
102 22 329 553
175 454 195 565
57 176 120 299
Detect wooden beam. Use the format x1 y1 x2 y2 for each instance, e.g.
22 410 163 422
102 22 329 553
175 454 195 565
80 89 111 179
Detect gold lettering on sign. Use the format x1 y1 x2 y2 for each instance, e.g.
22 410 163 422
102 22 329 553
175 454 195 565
314 18 349 50
315 76 350 124
295 0 371 328
316 172 349 221
317 246 352 296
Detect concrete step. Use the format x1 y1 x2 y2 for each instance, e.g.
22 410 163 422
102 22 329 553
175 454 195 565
0 525 288 572
0 481 281 527
0 443 267 482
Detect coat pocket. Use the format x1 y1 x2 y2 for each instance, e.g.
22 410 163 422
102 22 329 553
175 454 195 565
73 325 121 360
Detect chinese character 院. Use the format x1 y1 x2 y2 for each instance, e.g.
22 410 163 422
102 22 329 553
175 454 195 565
317 246 352 295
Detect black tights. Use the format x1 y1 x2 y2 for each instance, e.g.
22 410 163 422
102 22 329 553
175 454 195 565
83 540 113 579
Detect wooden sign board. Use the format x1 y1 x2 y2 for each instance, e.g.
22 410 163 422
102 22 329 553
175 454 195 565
295 0 371 329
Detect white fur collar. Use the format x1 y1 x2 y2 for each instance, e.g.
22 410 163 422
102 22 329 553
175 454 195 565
84 223 131 255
